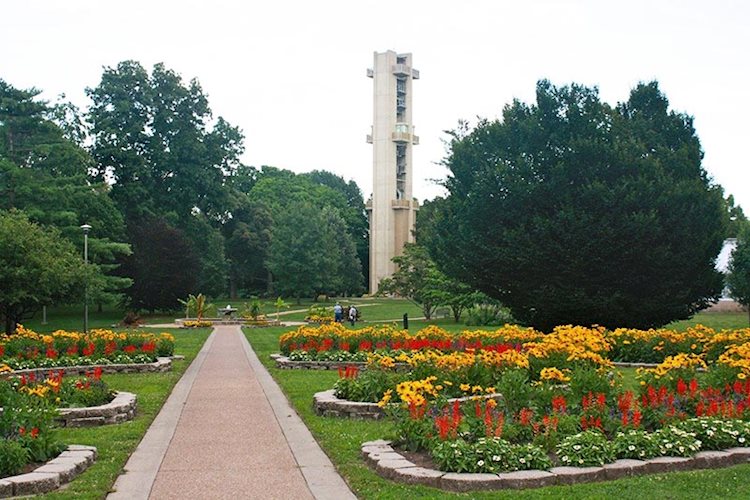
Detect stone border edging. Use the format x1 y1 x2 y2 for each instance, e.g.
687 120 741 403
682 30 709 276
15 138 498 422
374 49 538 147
2 357 172 380
361 440 750 491
0 445 97 498
57 391 137 427
315 389 384 419
272 354 369 371
314 390 503 420
612 361 659 369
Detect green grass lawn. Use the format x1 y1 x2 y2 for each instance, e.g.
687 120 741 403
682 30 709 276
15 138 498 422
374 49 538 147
21 305 176 333
38 327 211 500
245 319 750 500
667 311 749 331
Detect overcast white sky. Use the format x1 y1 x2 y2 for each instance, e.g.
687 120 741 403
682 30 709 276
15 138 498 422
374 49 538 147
2 1 749 210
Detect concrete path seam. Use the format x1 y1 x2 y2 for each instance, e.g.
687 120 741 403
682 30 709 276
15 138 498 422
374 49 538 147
107 329 217 500
239 327 357 500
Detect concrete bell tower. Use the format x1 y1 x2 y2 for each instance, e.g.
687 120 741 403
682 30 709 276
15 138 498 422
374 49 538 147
366 50 420 294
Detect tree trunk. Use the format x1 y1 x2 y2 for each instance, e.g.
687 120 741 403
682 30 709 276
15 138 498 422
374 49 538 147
452 306 461 323
229 275 238 300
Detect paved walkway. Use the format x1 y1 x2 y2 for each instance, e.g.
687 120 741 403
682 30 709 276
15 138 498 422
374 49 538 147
108 325 355 500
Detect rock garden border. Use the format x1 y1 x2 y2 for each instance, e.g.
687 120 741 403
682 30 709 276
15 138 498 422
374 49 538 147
56 391 137 427
0 445 97 498
361 439 750 492
0 391 138 428
272 354 368 371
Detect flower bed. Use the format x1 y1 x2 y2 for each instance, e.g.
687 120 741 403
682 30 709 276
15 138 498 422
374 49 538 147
295 322 750 481
4 368 113 409
279 323 750 367
0 326 175 372
0 368 137 428
360 439 750 491
280 323 541 358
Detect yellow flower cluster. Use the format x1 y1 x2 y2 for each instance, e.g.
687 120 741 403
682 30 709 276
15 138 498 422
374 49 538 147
457 325 543 346
608 327 689 346
523 325 612 367
380 348 529 372
20 384 50 398
718 341 750 374
645 353 708 378
0 364 12 373
395 376 440 406
477 349 530 369
377 389 393 407
183 320 213 328
1 326 173 354
433 352 478 371
540 367 571 383
607 325 750 357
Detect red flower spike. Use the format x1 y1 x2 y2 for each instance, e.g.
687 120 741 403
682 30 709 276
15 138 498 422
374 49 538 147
689 379 698 396
677 379 687 396
632 410 642 428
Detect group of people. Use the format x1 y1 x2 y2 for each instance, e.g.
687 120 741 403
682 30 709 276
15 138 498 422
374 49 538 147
333 302 358 326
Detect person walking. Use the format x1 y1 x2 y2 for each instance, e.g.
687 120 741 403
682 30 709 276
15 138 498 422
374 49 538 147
333 302 343 323
348 305 357 326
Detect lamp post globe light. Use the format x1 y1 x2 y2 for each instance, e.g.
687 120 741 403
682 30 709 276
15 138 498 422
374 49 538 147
81 224 92 333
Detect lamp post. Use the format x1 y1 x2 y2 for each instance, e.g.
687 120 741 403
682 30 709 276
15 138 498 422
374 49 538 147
81 224 91 333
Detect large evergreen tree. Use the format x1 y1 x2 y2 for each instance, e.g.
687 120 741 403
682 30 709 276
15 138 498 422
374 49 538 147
0 79 132 307
427 80 727 330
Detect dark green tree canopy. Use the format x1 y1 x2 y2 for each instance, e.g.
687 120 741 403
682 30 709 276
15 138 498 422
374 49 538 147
87 61 245 222
265 202 363 301
1 79 132 306
427 80 727 330
119 217 199 312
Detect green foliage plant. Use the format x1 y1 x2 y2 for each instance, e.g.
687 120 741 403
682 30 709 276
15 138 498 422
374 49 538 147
673 417 750 450
557 430 616 467
0 439 28 478
464 302 515 326
651 426 702 457
612 429 660 460
274 297 290 322
430 438 551 473
178 293 215 320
